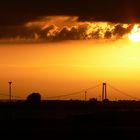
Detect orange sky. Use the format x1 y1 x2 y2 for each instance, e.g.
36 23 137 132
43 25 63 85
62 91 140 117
1 38 140 100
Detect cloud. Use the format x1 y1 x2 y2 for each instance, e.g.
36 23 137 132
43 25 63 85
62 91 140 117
0 16 135 41
0 26 40 40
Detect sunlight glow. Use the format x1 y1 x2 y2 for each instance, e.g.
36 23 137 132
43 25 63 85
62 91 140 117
128 25 140 42
1 39 140 100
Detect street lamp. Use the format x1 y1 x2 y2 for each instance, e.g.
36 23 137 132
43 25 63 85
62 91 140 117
9 81 12 102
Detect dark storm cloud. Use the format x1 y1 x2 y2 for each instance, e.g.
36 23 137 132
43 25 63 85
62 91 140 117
113 24 132 37
1 0 140 25
0 16 133 41
52 26 87 40
0 26 40 39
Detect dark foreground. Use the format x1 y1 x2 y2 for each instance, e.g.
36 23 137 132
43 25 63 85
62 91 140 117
1 100 140 139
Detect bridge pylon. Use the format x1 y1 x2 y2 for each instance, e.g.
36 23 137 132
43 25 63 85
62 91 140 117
102 82 107 101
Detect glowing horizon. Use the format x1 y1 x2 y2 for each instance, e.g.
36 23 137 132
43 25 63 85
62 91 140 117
0 36 140 100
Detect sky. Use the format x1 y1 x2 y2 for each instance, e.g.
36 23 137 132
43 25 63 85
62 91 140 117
1 1 140 100
1 0 140 25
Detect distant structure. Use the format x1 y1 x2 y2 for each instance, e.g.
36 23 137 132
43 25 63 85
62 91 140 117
85 91 87 101
9 81 12 102
102 82 107 101
26 93 41 107
99 95 101 102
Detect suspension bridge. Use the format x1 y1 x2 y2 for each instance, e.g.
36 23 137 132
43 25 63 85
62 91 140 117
45 82 139 101
0 82 139 101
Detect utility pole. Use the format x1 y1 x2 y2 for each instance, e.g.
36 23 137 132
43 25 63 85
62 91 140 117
102 82 107 101
85 91 87 101
99 95 101 102
9 81 12 102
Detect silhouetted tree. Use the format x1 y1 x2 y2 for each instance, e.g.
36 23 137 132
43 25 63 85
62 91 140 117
89 98 98 102
102 98 110 104
26 93 41 108
89 98 98 105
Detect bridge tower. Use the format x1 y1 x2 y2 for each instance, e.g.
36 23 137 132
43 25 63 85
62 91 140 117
102 82 107 101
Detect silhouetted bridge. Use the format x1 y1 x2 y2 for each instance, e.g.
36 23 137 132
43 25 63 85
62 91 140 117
0 82 139 101
46 83 139 101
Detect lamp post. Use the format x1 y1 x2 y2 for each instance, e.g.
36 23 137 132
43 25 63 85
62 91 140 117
9 81 12 102
85 91 87 101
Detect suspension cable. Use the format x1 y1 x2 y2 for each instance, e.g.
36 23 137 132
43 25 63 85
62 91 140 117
108 84 139 100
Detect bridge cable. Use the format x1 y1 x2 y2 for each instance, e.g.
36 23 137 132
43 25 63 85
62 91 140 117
107 84 139 100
